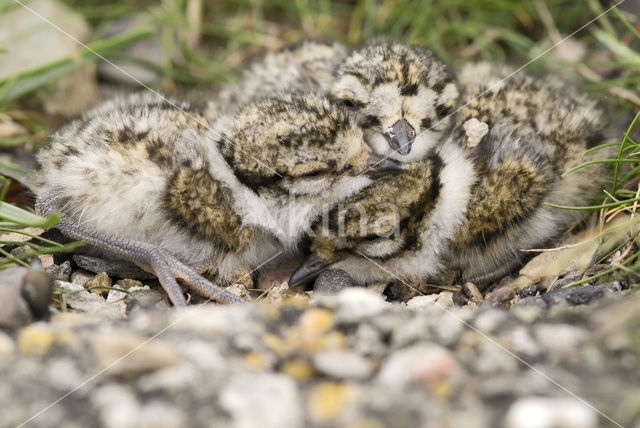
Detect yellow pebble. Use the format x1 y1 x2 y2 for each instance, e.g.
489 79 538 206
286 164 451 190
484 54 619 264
17 323 56 355
308 382 357 423
262 333 286 355
299 308 333 335
280 359 314 380
430 379 453 400
245 351 266 370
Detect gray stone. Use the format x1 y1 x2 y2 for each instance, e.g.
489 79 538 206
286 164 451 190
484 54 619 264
378 343 460 386
45 261 72 282
542 285 604 306
220 373 303 428
89 331 178 378
313 350 374 380
534 324 589 358
124 288 169 315
55 281 123 320
90 383 142 428
314 269 355 295
73 254 155 279
0 267 34 329
70 269 95 287
333 288 389 323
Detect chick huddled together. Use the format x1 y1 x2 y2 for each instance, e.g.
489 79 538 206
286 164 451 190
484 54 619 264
29 40 613 305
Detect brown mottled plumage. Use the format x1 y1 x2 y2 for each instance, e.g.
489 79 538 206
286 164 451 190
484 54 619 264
205 40 348 121
291 43 613 290
30 92 401 306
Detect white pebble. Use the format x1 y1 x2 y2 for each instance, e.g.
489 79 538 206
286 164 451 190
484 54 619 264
504 397 598 428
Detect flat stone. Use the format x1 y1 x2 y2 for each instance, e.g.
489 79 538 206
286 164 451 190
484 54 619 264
124 288 169 315
90 331 178 378
55 281 124 320
73 255 155 279
542 285 604 306
406 294 438 308
333 288 389 323
220 373 303 428
504 397 597 428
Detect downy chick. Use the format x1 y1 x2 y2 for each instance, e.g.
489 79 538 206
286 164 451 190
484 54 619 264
292 50 612 289
329 40 459 162
205 40 348 121
30 92 402 306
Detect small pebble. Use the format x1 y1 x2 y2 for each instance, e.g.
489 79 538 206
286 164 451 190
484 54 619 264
406 294 438 308
314 269 355 295
462 282 484 303
73 254 155 279
70 269 95 287
124 288 169 314
85 272 112 297
313 350 374 380
45 261 72 282
378 343 459 386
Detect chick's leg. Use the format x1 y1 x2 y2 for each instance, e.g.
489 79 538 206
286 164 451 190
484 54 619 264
36 193 244 306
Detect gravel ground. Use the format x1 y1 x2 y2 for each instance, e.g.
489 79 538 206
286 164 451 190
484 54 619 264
1 259 639 428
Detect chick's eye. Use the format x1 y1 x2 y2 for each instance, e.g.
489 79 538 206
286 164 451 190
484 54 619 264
341 99 358 109
436 104 452 118
299 169 330 178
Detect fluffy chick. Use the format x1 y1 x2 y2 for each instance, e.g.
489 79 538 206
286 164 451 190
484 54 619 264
291 138 474 286
292 59 613 290
205 40 348 121
444 62 612 284
328 40 459 162
30 92 400 306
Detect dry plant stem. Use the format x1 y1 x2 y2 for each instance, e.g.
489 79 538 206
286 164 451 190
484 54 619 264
36 193 244 306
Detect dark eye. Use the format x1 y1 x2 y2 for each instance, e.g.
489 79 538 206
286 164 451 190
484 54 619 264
299 168 330 178
363 233 383 241
341 99 358 109
436 105 452 118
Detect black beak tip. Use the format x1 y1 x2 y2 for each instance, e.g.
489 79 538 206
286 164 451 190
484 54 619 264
289 254 333 287
365 156 406 178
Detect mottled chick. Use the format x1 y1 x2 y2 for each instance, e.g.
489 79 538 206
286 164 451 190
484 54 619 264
445 62 613 284
291 138 474 286
205 40 348 121
328 40 459 162
30 92 401 306
292 56 613 290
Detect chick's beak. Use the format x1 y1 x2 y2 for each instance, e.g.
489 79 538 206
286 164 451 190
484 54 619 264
383 119 415 156
364 153 405 178
289 253 335 287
